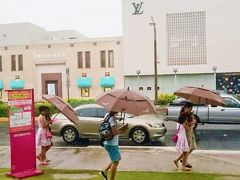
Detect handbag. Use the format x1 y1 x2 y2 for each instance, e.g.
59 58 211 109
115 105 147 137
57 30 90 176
45 130 53 139
172 124 181 144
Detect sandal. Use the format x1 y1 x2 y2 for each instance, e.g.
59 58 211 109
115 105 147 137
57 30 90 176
182 167 191 171
36 156 42 162
173 160 178 168
40 161 49 165
186 164 192 168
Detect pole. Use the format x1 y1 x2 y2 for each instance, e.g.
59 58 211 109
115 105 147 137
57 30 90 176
153 22 158 103
66 67 70 102
174 72 177 90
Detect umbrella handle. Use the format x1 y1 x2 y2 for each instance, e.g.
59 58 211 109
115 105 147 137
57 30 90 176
51 112 60 122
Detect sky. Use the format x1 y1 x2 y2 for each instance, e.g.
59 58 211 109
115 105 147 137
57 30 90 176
0 0 122 37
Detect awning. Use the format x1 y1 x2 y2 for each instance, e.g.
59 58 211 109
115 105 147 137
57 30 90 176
77 77 92 88
100 76 115 87
0 80 3 90
10 79 25 89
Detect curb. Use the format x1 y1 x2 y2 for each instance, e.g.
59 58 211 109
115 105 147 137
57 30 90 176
1 146 238 154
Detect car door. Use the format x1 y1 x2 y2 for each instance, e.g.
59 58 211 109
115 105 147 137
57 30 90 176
76 107 103 137
208 97 240 123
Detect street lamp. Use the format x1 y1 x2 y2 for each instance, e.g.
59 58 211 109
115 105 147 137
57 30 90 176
213 66 217 90
173 68 178 90
149 16 158 103
136 70 141 90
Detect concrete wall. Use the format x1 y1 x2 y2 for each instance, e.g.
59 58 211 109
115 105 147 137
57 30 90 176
125 73 214 99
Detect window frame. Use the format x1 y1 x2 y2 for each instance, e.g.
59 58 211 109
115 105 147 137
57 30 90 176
81 87 90 97
18 54 23 71
11 55 16 71
77 52 83 69
100 50 106 68
108 50 114 68
85 51 91 68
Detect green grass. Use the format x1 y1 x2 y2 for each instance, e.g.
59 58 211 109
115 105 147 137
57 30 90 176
0 168 238 180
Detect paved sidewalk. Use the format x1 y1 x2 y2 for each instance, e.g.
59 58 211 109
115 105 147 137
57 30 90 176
1 146 240 175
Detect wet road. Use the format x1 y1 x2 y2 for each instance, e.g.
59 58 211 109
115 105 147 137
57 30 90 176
1 120 240 150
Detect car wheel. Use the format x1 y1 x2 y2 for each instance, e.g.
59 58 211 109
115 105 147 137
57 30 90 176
130 127 149 145
62 127 79 144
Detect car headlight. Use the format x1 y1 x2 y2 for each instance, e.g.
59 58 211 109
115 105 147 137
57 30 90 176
147 123 165 128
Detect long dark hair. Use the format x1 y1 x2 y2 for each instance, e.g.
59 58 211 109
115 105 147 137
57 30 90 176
178 102 193 124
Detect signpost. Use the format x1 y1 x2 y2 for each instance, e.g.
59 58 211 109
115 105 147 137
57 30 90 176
6 89 43 179
66 67 70 102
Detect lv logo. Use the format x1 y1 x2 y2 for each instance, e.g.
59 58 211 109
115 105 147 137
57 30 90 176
132 2 144 15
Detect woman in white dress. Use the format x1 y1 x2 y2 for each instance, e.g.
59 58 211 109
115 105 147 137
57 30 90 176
36 106 52 165
173 102 193 171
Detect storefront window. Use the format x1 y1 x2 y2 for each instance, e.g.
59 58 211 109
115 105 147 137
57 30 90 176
81 88 90 97
104 87 112 92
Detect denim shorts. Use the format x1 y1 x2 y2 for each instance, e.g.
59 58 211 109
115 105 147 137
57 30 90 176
104 145 121 162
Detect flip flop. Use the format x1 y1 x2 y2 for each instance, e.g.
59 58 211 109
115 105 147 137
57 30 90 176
173 160 178 168
36 156 41 162
40 161 49 166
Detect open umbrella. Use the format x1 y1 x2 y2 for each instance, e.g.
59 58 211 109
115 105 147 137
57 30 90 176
42 95 78 125
96 88 157 116
174 86 224 106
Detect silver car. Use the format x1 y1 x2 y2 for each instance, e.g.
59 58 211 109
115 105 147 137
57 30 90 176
51 104 167 145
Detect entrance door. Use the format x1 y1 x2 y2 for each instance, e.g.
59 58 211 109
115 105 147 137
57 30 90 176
42 73 62 97
46 80 58 96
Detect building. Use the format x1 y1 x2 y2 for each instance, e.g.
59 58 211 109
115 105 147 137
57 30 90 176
0 23 123 101
122 0 240 99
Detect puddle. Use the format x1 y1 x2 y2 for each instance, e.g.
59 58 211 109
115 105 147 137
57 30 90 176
53 173 97 179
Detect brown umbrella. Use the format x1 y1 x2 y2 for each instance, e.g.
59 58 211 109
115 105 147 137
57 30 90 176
174 86 224 106
42 95 78 124
96 88 157 116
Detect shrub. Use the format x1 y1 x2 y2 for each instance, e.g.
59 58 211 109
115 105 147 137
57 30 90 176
34 102 58 117
66 98 96 108
158 93 176 105
0 98 96 117
0 103 8 117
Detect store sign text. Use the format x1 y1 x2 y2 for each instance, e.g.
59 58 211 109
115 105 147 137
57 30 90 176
33 52 66 59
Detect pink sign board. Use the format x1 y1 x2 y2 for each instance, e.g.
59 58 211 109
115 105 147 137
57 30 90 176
6 89 43 179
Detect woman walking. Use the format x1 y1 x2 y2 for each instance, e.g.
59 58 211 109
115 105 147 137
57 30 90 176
173 102 193 171
36 106 53 165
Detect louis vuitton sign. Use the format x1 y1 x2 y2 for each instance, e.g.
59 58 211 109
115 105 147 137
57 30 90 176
132 2 144 15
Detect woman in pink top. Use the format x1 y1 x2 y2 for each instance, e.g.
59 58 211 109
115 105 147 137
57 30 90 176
36 106 53 165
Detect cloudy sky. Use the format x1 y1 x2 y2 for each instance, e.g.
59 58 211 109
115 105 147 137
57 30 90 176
0 0 122 37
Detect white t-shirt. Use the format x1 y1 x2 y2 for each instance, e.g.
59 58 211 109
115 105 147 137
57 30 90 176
103 113 119 146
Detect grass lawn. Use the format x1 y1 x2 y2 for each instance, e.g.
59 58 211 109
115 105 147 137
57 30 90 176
0 169 238 180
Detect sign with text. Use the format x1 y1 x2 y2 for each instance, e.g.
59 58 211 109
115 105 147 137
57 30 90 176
6 89 43 179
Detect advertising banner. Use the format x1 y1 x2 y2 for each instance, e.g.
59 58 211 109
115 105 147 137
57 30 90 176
6 89 43 179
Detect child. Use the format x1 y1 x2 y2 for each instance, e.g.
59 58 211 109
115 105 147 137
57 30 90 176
36 106 53 165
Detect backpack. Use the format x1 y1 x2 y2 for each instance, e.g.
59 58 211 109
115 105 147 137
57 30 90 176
99 115 113 146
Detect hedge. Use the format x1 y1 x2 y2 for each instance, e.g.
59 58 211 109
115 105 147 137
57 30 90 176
158 93 176 105
0 98 96 117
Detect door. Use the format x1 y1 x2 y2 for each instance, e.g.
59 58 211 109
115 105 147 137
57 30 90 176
76 107 107 137
41 73 62 97
209 97 240 123
46 80 58 96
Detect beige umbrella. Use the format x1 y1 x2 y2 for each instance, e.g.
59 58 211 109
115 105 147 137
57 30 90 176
96 88 157 116
42 95 78 124
174 86 224 106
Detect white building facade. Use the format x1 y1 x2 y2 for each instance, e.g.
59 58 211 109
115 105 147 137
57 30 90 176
0 23 123 101
122 0 240 99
